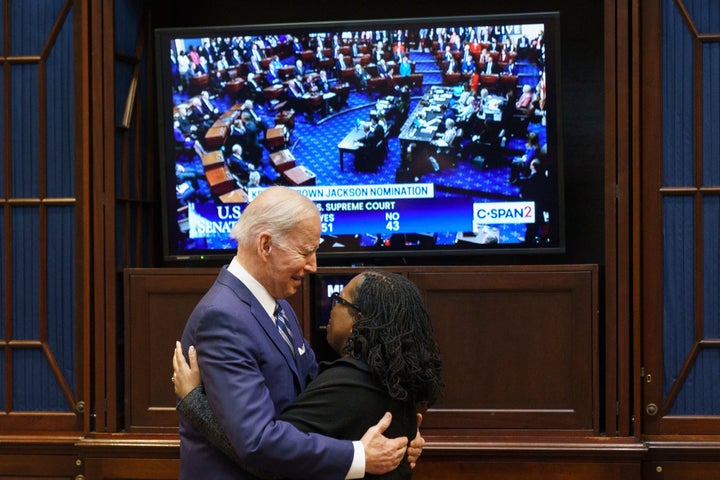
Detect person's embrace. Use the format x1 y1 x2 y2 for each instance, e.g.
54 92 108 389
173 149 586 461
174 269 443 479
173 186 430 480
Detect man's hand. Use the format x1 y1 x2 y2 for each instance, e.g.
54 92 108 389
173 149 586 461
407 413 425 469
361 412 408 475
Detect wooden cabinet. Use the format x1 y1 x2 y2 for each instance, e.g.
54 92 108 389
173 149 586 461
121 265 602 447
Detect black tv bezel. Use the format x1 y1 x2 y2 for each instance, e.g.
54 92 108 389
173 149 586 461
155 12 565 265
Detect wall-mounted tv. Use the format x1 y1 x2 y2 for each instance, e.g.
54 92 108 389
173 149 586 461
155 12 564 263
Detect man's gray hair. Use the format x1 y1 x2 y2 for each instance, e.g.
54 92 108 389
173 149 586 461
231 186 318 250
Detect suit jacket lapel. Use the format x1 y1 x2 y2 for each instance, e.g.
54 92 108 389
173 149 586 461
217 267 301 374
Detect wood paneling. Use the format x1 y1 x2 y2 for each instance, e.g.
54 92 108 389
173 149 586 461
410 266 598 434
123 268 219 433
122 265 598 437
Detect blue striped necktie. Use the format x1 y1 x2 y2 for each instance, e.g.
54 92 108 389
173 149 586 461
274 304 295 357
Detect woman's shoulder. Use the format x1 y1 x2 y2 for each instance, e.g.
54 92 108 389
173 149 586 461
318 357 371 377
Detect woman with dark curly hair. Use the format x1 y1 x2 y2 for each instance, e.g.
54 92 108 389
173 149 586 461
173 270 443 479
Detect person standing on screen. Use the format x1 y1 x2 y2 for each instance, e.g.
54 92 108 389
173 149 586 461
175 186 421 480
173 269 443 479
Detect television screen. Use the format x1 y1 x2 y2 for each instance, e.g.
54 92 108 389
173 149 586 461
155 13 564 263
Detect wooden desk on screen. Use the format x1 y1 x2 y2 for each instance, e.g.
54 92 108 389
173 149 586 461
337 127 367 171
283 165 316 186
269 149 296 173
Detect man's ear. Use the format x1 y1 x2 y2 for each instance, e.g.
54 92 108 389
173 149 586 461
258 232 273 257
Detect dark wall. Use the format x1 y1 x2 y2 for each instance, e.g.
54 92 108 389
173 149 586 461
151 0 604 267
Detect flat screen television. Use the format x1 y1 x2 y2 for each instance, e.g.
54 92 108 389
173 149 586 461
155 12 564 263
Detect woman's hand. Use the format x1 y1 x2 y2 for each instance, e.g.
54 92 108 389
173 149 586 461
172 340 202 398
407 413 425 468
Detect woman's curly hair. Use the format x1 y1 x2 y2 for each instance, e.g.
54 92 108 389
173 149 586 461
342 270 443 408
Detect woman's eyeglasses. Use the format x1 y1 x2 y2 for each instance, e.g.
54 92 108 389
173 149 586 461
330 292 362 313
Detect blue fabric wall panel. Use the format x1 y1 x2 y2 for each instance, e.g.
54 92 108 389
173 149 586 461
45 10 75 198
114 0 143 56
10 0 65 56
13 349 67 411
662 0 720 416
672 349 720 415
702 43 720 186
0 71 4 197
703 197 720 339
3 0 77 416
662 0 695 187
0 209 4 335
662 196 695 400
11 207 40 340
47 206 76 389
11 65 39 199
684 0 720 32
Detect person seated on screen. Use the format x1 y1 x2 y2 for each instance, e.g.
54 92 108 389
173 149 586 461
354 63 370 91
461 52 475 75
248 53 263 76
515 158 551 244
373 40 385 64
215 53 230 73
498 48 510 65
509 131 540 183
503 57 517 76
479 47 493 65
265 61 282 86
246 169 262 189
335 52 348 75
390 41 402 64
377 58 393 79
398 55 412 77
330 34 342 58
244 72 264 106
193 55 210 76
350 36 362 58
457 82 473 106
454 94 479 133
287 73 314 120
225 144 256 184
291 35 305 55
515 84 535 113
445 57 459 75
441 44 453 65
356 114 385 148
315 44 327 63
293 58 307 78
240 99 267 131
249 41 265 63
314 69 341 114
431 118 459 149
268 55 282 72
459 117 492 163
174 105 198 138
229 48 244 66
173 269 443 480
483 56 500 75
397 85 411 122
174 120 207 158
503 36 516 56
536 69 547 112
353 114 385 171
187 97 214 133
199 90 219 119
176 50 192 92
175 163 203 204
234 111 264 166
